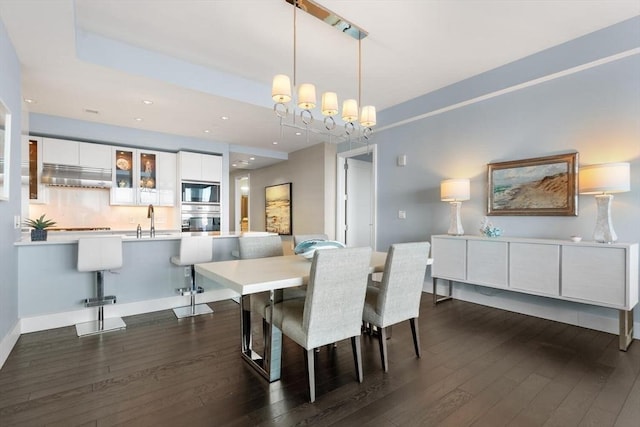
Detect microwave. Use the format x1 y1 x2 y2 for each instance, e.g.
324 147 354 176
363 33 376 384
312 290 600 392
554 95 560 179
181 181 220 204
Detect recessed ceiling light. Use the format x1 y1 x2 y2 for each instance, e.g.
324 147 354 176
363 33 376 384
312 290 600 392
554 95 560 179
142 99 153 105
203 129 210 133
134 117 143 122
272 141 278 145
249 157 255 161
23 98 35 104
232 163 237 167
221 116 229 120
295 132 302 136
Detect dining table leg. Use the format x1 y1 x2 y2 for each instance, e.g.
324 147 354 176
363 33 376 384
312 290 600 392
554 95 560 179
239 291 283 382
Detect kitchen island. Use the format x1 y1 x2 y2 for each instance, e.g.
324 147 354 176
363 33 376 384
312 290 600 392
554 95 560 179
15 231 250 333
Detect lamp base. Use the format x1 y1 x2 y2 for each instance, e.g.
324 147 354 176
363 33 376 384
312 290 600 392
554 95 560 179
447 202 464 236
593 194 617 244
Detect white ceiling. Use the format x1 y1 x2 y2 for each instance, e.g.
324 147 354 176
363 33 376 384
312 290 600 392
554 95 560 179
0 0 638 169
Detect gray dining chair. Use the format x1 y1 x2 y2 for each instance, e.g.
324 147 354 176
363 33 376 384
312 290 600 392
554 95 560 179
267 246 372 402
362 241 430 372
238 234 306 317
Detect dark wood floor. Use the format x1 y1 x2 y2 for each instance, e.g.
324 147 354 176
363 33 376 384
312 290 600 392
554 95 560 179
0 296 638 426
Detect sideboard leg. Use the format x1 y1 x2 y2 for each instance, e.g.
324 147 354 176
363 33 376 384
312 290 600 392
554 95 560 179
619 309 634 351
433 277 453 305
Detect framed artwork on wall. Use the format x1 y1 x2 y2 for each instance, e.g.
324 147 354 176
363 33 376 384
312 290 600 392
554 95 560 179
265 182 292 235
487 152 578 216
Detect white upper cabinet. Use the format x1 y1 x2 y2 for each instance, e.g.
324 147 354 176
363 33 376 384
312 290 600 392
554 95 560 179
79 143 111 169
111 148 176 206
43 138 111 170
179 151 222 182
42 138 79 165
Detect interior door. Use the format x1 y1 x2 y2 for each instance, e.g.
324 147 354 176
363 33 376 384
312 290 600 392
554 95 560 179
345 157 372 247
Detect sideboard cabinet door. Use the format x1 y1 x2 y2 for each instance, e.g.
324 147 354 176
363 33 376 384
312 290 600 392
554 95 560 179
467 240 508 288
510 242 559 296
561 246 626 308
431 237 466 281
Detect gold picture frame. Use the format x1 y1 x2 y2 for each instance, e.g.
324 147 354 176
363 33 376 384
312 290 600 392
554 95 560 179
487 152 578 216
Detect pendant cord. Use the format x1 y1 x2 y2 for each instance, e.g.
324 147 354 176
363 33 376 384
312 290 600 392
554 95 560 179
358 38 362 110
293 0 297 88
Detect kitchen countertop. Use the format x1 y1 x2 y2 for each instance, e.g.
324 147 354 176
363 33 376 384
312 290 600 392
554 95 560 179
15 230 248 246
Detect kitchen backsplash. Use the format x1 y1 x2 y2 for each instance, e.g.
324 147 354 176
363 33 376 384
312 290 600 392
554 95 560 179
28 187 177 230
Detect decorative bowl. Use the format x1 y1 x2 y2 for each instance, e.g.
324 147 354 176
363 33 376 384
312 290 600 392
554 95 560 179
294 239 346 260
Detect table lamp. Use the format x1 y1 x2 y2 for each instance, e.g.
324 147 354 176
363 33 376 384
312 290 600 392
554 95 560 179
441 178 470 235
579 162 630 243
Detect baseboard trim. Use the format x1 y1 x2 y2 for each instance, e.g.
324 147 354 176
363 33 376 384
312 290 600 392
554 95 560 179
432 281 640 340
0 320 21 370
20 288 239 334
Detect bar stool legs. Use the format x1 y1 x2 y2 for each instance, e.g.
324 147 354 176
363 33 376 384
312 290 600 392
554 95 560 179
76 270 126 336
173 265 213 318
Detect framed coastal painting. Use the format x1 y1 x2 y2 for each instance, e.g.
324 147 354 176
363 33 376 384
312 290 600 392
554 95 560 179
265 182 292 235
487 152 578 216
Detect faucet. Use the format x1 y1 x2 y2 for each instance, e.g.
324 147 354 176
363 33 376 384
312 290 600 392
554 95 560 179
147 204 155 238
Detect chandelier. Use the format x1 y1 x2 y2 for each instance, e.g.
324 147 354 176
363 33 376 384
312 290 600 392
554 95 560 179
271 0 376 143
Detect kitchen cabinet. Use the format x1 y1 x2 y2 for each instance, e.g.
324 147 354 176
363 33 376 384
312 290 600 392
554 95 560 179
42 138 111 169
179 151 222 182
111 148 176 206
79 143 111 169
43 138 78 165
431 235 639 350
22 136 46 203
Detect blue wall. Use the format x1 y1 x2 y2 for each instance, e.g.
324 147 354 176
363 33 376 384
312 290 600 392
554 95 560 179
375 17 640 330
0 16 23 355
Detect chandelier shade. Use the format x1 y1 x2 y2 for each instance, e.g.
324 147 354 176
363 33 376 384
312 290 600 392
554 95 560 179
271 74 292 103
321 92 338 116
297 83 317 110
341 99 359 122
360 105 376 127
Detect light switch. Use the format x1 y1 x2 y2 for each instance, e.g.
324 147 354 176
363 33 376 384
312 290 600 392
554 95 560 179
398 210 406 219
397 155 407 167
14 215 21 229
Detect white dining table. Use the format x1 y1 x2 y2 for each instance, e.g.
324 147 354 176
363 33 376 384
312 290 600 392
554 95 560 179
195 252 388 382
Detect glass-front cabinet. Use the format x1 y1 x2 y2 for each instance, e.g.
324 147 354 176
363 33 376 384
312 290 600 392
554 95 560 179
111 148 175 206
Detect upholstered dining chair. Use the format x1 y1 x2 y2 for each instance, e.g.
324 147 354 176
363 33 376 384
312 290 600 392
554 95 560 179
267 246 372 402
238 234 306 319
362 241 431 372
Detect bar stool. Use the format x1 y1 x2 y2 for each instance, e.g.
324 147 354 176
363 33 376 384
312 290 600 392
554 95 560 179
172 236 214 318
76 236 126 336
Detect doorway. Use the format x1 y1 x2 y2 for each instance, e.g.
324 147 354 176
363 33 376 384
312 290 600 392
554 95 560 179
336 145 377 249
234 175 250 232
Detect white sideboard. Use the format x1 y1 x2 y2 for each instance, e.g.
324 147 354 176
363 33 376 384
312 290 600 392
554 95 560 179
431 234 639 351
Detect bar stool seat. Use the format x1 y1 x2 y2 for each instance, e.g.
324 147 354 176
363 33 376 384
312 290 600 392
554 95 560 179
171 236 214 318
76 236 126 336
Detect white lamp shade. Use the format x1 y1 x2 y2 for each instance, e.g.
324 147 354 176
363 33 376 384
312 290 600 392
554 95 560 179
271 74 292 103
360 105 376 127
297 83 316 109
441 178 471 202
321 92 338 116
579 162 630 194
342 99 358 122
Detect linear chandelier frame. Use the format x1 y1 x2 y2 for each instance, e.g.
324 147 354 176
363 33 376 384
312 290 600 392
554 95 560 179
273 0 376 145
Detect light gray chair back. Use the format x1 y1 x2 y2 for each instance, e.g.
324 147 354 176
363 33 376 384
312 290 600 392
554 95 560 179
375 242 430 326
302 246 372 348
238 235 283 259
293 233 328 246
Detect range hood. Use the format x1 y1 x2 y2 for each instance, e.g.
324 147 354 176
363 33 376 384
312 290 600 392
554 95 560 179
41 163 112 188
